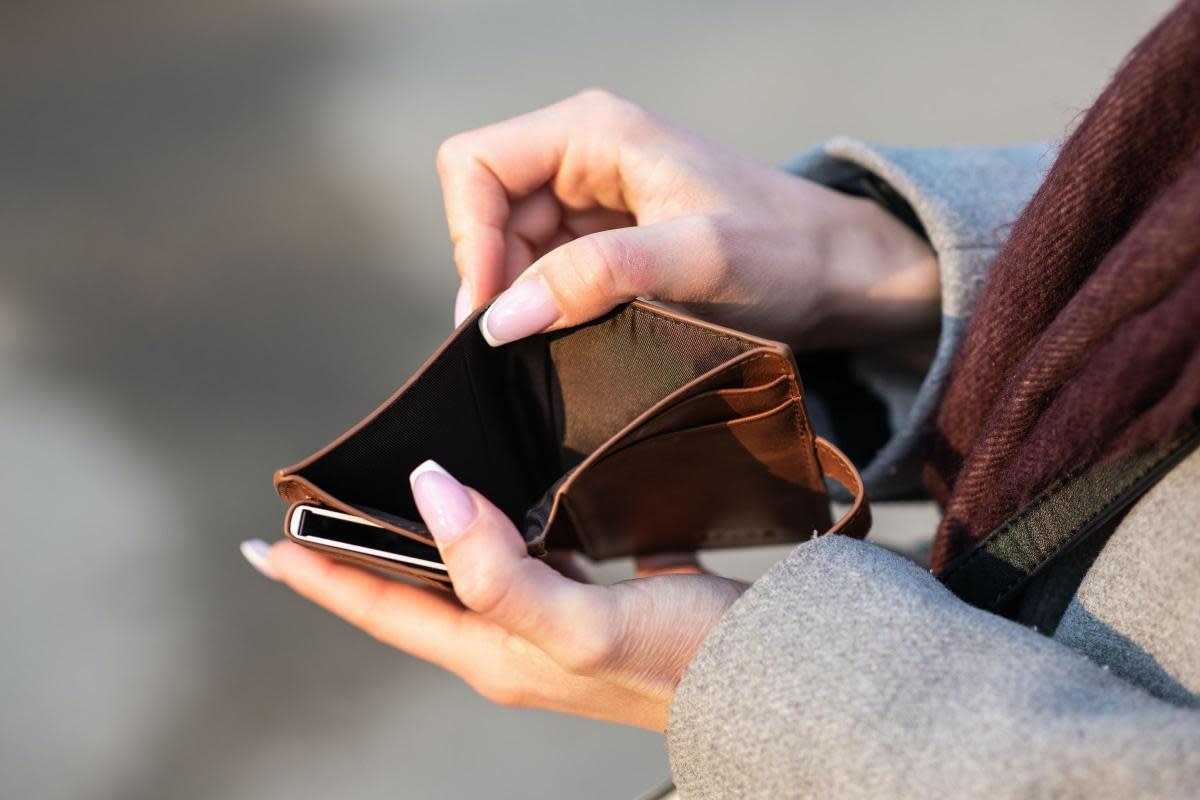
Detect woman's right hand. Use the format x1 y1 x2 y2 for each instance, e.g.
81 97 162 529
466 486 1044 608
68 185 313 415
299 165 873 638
437 89 939 350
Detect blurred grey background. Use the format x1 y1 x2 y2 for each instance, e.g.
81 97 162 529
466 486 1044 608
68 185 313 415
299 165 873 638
0 1 1174 798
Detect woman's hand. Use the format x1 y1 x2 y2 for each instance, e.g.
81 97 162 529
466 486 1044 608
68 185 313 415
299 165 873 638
243 461 746 731
243 95 937 729
439 89 938 349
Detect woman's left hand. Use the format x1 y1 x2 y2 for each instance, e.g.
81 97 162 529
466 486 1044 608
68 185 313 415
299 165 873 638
244 460 745 731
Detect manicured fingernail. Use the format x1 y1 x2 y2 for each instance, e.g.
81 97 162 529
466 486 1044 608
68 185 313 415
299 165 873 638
240 539 279 580
409 460 476 545
454 283 471 327
479 278 559 346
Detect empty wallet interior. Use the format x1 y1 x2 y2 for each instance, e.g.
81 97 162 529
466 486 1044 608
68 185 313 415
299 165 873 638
276 301 829 559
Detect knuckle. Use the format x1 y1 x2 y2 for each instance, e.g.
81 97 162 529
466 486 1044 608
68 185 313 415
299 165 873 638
564 235 653 301
568 236 619 298
611 235 656 295
454 567 516 619
572 88 645 126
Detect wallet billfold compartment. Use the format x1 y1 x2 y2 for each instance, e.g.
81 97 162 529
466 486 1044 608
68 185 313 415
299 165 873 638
276 300 870 588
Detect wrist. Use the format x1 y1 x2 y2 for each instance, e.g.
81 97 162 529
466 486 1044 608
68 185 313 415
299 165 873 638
812 192 940 349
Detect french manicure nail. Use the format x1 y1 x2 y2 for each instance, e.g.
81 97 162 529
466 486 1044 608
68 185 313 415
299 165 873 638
454 284 471 327
478 278 559 346
240 539 279 580
409 460 476 545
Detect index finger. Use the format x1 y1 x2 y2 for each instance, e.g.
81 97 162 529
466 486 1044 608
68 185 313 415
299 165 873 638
436 91 642 308
436 104 570 306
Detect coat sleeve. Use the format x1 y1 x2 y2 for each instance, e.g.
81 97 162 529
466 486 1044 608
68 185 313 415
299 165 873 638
667 535 1200 799
787 140 1055 498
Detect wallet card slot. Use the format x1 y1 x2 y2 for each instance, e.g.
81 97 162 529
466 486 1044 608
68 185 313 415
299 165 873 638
597 395 799 464
563 396 830 559
530 347 796 550
542 302 757 459
614 375 791 449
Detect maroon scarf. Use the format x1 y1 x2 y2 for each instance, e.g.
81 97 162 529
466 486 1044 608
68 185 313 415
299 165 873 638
928 0 1200 573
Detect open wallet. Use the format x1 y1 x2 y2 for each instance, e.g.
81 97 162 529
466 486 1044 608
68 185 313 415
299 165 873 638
275 300 871 590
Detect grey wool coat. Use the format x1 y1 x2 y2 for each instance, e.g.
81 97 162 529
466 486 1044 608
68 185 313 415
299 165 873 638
666 141 1200 799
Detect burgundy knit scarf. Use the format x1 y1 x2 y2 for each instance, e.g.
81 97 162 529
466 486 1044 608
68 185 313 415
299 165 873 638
928 0 1200 573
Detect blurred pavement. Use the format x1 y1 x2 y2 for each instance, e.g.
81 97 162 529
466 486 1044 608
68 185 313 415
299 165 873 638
0 2 1173 798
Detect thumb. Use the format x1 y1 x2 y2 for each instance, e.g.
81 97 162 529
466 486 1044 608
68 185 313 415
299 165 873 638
409 460 612 653
478 217 721 346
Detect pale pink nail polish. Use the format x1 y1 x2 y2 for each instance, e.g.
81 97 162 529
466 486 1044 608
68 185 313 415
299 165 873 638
478 278 559 346
454 284 471 327
410 460 476 545
240 539 279 580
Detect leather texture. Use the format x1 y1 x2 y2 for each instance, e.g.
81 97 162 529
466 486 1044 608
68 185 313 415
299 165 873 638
275 301 871 587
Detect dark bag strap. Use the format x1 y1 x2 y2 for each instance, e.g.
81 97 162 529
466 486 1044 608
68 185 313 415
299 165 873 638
938 422 1200 613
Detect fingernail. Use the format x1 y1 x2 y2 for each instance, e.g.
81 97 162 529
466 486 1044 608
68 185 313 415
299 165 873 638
454 283 471 327
409 460 476 545
479 278 559 347
240 539 279 580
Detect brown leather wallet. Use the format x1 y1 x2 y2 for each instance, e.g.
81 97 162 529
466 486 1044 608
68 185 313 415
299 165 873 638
276 300 870 588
